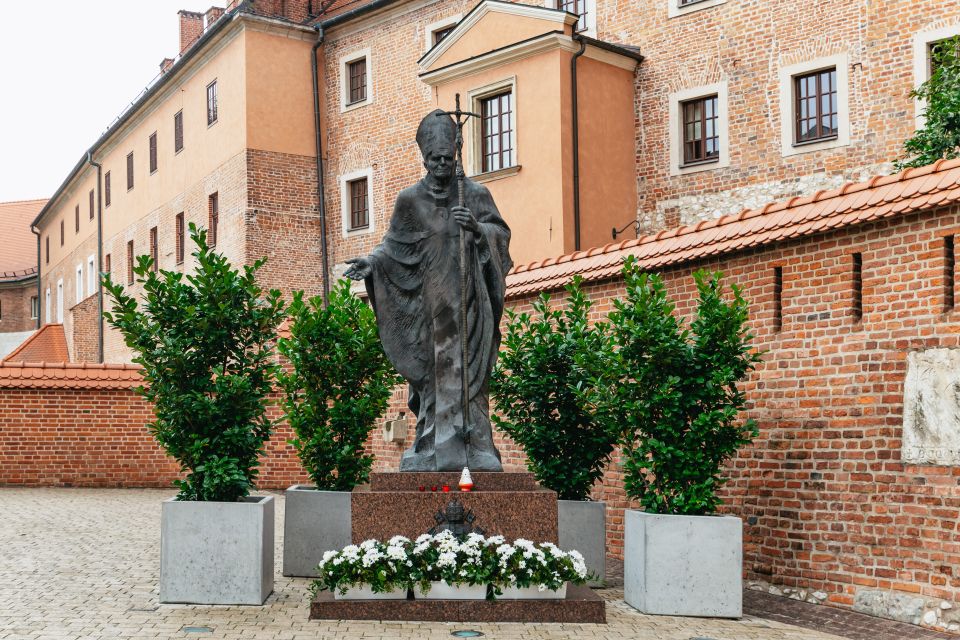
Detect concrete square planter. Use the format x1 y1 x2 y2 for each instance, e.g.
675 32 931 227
160 495 274 605
558 499 606 586
282 486 351 577
415 581 487 599
624 509 742 618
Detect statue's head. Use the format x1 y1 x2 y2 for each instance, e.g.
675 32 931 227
418 109 457 183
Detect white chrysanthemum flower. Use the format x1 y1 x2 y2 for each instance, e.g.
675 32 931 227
415 533 432 544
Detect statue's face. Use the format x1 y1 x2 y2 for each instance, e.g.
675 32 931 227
423 147 455 182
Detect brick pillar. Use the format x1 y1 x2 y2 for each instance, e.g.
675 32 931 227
178 10 204 54
205 6 225 26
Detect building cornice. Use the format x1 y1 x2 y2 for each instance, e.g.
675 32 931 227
322 0 438 39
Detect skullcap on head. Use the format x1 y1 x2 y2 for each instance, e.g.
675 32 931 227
416 109 457 156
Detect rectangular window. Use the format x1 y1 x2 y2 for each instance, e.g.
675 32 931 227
946 235 955 312
45 236 49 264
30 296 38 319
87 255 95 294
105 253 111 274
682 95 720 165
60 219 64 245
433 26 455 45
127 240 134 285
104 171 111 207
176 212 185 264
75 205 80 233
558 0 588 33
89 189 95 219
480 91 514 173
348 59 367 105
126 152 134 190
349 178 369 230
773 266 783 332
208 192 219 247
149 226 158 272
76 264 84 303
795 68 838 144
174 110 184 152
149 132 158 173
852 252 863 323
207 80 218 125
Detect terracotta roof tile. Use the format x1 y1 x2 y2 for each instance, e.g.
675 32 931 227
0 361 143 389
506 160 960 298
0 199 46 273
2 324 69 364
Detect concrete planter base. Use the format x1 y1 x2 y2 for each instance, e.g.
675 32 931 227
282 486 352 577
160 495 274 605
624 509 742 618
558 499 606 586
497 583 567 599
415 581 487 600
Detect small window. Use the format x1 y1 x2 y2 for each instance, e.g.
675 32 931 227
945 235 955 312
795 68 838 144
773 266 783 332
852 252 863 323
348 178 369 230
149 132 158 174
681 95 720 165
45 236 49 264
89 189 95 219
558 0 588 33
105 253 111 274
348 59 367 105
75 205 80 233
87 255 95 294
480 91 514 173
104 171 111 207
127 240 134 285
208 192 219 247
175 212 185 264
60 219 64 246
207 80 218 125
76 264 84 303
149 226 158 272
174 110 184 153
432 25 455 45
30 296 38 319
126 152 134 190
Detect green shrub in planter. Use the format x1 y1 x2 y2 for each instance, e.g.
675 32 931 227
277 280 399 491
608 257 762 515
491 276 617 500
102 224 286 502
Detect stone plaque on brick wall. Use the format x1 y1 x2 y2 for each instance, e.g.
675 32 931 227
903 348 960 465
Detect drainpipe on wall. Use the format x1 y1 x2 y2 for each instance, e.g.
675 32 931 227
86 151 104 363
30 226 41 330
312 25 331 306
571 34 587 252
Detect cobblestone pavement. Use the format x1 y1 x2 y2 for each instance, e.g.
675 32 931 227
0 488 849 640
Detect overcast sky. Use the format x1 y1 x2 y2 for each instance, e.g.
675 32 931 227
0 1 211 203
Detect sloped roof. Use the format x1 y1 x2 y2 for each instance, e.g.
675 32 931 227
0 199 45 274
0 361 143 390
2 324 69 364
506 158 960 298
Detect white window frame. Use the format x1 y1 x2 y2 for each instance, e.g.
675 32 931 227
545 0 596 37
467 76 520 180
668 81 729 176
340 48 373 113
31 295 38 320
87 254 96 296
778 53 850 157
45 287 51 324
56 279 63 323
76 264 84 303
913 24 960 126
425 14 462 53
668 0 727 19
340 167 375 238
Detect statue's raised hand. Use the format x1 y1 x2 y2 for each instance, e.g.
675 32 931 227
344 256 373 280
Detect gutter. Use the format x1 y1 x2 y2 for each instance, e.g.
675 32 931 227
30 227 40 329
86 151 104 363
312 26 331 305
571 34 587 252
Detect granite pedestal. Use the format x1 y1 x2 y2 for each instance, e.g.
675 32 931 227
351 472 558 543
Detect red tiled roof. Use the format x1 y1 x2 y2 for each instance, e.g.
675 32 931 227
506 159 960 298
0 361 143 390
2 324 69 364
0 199 46 274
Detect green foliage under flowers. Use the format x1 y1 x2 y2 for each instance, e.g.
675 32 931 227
896 36 960 170
492 276 618 500
277 280 399 491
102 224 286 502
311 532 589 599
607 257 762 516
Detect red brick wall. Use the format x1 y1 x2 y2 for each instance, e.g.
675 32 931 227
70 295 99 363
0 280 37 333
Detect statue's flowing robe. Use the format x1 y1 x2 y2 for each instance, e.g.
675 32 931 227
364 177 512 471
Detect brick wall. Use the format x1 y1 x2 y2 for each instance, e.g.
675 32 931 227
70 295 99 363
0 280 36 333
